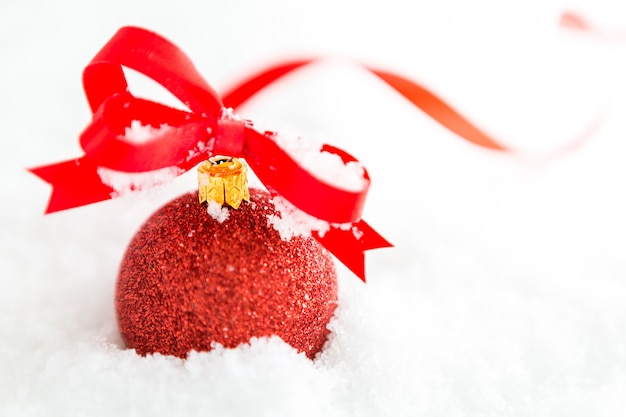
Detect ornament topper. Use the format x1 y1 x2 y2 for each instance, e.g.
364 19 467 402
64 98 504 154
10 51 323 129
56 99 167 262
28 26 392 282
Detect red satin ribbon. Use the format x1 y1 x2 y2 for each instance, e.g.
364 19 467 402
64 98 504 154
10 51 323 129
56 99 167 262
29 26 392 282
559 10 626 41
222 60 507 152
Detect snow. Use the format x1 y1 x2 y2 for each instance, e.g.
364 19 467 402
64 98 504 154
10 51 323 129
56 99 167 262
123 120 173 144
267 195 333 239
267 195 359 241
206 200 230 223
3 0 626 416
98 165 183 197
273 131 367 192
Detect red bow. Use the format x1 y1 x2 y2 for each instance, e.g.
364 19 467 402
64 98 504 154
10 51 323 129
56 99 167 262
28 26 392 282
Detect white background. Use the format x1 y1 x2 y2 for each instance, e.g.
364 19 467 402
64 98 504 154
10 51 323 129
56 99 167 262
2 0 626 415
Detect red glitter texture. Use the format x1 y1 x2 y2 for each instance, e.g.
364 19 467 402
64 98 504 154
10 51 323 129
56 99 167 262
116 188 338 359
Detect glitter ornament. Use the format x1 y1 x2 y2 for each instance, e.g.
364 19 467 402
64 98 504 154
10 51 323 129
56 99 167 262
116 158 338 359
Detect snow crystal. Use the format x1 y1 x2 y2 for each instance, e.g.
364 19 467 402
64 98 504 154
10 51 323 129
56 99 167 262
186 136 214 163
273 132 367 192
206 200 230 223
267 196 331 239
267 196 359 241
123 120 174 144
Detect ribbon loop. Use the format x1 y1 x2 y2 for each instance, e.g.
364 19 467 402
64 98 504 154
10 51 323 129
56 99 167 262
84 26 223 118
241 128 368 224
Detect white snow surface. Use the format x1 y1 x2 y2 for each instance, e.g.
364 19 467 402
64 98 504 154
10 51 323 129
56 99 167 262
3 0 626 416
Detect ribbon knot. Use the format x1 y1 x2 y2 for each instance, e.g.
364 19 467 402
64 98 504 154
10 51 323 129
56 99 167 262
214 110 248 157
28 26 392 282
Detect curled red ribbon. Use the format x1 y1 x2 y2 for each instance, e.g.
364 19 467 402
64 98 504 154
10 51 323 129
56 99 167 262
28 26 392 282
559 10 626 41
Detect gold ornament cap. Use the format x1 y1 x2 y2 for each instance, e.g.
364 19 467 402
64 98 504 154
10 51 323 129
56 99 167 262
198 156 250 209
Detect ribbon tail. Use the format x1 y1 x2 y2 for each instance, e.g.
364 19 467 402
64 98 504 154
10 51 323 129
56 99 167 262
314 220 393 282
369 69 506 151
28 158 115 214
221 59 507 152
221 60 314 110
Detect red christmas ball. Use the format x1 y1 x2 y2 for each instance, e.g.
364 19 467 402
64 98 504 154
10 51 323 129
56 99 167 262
116 188 338 359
